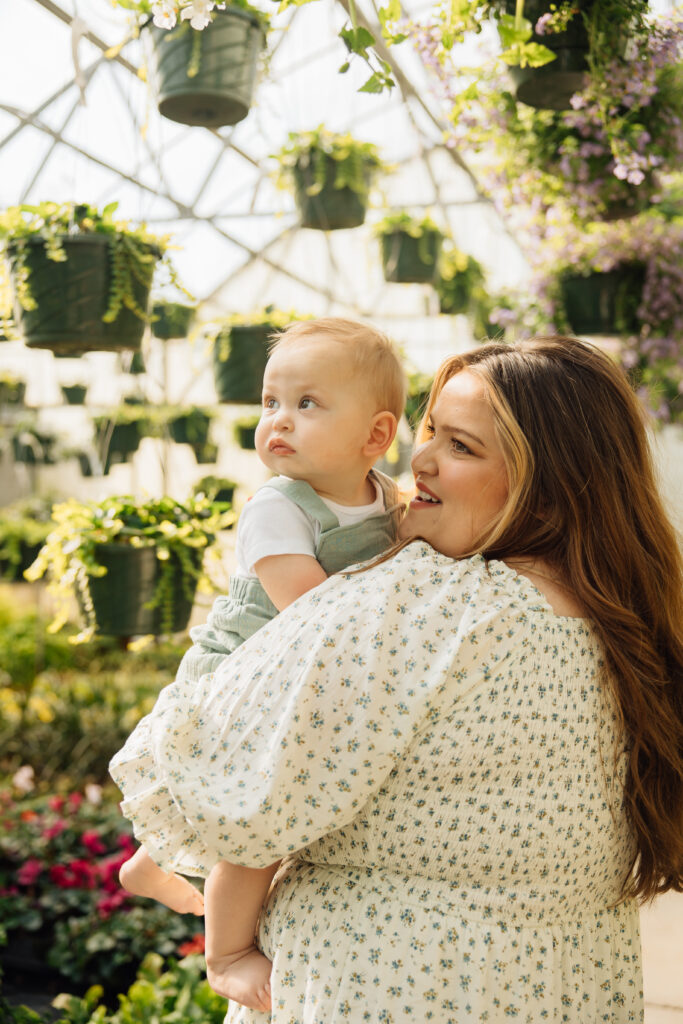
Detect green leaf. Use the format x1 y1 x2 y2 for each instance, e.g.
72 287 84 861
359 71 392 93
497 12 532 47
338 60 350 73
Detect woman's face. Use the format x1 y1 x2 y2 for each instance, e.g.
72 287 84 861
398 369 509 558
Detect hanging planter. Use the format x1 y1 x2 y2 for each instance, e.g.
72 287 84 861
276 128 387 231
61 384 87 405
94 410 151 475
193 474 238 505
436 245 486 315
0 203 171 355
559 265 645 335
0 374 26 405
504 0 592 110
11 428 57 466
210 310 303 404
147 6 267 128
151 300 196 340
25 495 232 641
166 407 212 448
375 213 443 284
234 414 259 450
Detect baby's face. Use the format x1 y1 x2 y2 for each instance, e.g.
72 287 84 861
255 337 377 491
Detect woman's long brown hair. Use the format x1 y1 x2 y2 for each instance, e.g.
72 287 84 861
407 336 682 901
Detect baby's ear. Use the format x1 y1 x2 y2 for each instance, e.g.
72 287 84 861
363 411 398 457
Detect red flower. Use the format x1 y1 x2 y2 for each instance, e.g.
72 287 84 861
20 810 39 823
81 830 106 855
50 859 97 889
48 796 66 812
68 793 83 810
17 858 43 885
42 820 67 841
98 856 126 893
96 890 127 919
178 934 205 956
117 834 136 853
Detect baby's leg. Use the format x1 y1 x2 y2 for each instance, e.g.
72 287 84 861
119 845 204 916
204 860 280 1011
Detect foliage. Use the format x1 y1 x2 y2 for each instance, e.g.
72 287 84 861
275 127 387 201
373 211 442 239
0 499 53 582
233 414 260 449
412 12 683 230
0 371 26 403
50 952 225 1024
23 495 232 641
0 786 203 994
0 596 185 785
192 475 238 504
0 203 177 331
436 244 487 315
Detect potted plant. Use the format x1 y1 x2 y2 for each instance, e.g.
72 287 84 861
192 474 238 505
413 15 683 231
210 308 305 404
151 299 196 339
375 212 443 284
0 203 174 355
24 494 232 640
436 244 487 315
61 384 87 405
114 1 269 128
93 405 154 475
275 127 388 231
0 499 53 582
151 404 216 461
233 413 260 450
403 370 434 431
11 425 57 466
0 785 206 996
0 372 26 406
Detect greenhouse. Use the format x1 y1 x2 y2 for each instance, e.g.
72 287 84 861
1 0 682 1021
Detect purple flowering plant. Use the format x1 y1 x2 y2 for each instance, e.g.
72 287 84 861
411 13 683 232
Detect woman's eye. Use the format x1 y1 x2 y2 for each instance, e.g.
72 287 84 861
452 438 471 455
425 422 435 436
299 397 316 409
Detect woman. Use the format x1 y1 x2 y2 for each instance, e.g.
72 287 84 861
111 335 683 1022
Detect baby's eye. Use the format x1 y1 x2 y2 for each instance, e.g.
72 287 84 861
299 397 317 410
263 397 278 410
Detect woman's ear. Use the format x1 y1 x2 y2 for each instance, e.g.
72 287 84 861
363 411 398 458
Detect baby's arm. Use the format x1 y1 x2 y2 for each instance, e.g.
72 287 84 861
119 845 204 915
204 860 279 1009
254 553 327 611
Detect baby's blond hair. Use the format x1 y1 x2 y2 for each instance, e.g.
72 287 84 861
269 317 406 422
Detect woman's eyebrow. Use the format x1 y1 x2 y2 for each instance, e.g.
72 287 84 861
436 421 486 447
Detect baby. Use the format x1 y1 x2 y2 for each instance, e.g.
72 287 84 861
112 317 407 1010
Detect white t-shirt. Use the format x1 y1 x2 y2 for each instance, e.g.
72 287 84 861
235 476 386 577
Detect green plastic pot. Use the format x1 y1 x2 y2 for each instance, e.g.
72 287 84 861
560 265 645 336
234 421 258 450
168 410 211 447
7 236 156 354
293 155 368 231
0 380 26 405
148 8 265 128
213 323 275 404
151 301 195 340
0 541 43 582
61 384 87 405
87 544 201 636
505 0 592 110
380 229 442 284
12 432 56 465
95 420 146 474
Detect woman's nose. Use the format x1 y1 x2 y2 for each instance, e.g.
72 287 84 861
411 440 435 475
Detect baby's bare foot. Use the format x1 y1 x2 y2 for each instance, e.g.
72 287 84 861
120 855 204 916
206 946 272 1011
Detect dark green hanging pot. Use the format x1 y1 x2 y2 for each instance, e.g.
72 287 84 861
86 544 202 636
7 236 156 354
151 301 195 340
234 419 259 450
95 419 147 475
0 380 26 405
213 323 275 404
505 0 593 110
148 8 265 128
168 410 211 447
61 385 87 405
292 153 368 231
380 229 442 284
560 264 645 335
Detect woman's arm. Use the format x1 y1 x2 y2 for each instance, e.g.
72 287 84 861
254 553 327 611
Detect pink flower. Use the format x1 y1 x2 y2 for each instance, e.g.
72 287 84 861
50 859 97 889
42 820 67 841
68 793 83 810
96 890 127 919
48 796 66 812
17 858 43 885
81 830 106 855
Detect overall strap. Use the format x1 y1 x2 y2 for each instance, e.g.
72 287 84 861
262 477 340 533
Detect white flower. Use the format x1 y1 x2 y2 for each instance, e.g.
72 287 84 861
13 765 35 793
152 0 178 29
85 783 103 805
180 0 215 30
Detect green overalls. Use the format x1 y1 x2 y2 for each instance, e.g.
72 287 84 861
178 470 404 683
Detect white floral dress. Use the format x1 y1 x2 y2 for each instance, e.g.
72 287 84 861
110 542 642 1024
